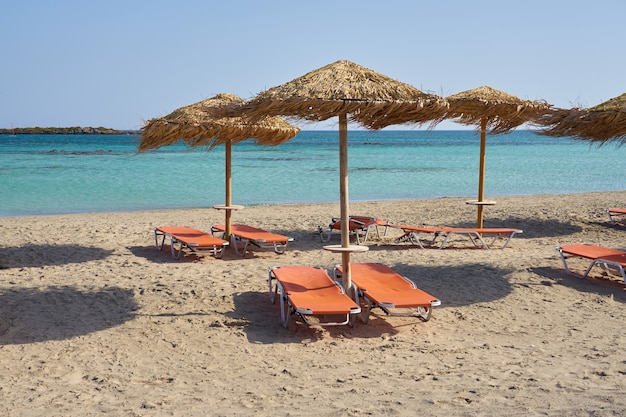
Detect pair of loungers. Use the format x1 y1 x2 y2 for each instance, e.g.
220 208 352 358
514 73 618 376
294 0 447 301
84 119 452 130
268 263 440 328
154 224 292 259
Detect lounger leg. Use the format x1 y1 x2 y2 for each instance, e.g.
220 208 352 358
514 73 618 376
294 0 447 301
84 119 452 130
582 261 600 279
558 249 575 276
501 233 515 249
278 285 292 329
318 226 333 243
437 233 451 249
591 260 626 282
344 281 371 324
268 270 278 304
559 249 595 279
230 235 248 256
170 239 184 260
606 210 619 225
154 229 169 251
612 264 626 282
407 233 426 248
359 295 373 324
417 306 432 322
394 232 410 244
273 242 287 254
154 229 162 249
612 212 625 225
484 234 501 248
467 232 489 249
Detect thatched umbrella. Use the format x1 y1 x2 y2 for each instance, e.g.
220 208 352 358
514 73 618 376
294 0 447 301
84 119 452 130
139 93 300 239
444 86 552 228
226 60 447 293
536 92 626 144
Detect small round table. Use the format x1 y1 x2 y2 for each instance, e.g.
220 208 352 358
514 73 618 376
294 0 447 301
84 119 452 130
213 204 245 211
322 244 369 253
465 200 496 206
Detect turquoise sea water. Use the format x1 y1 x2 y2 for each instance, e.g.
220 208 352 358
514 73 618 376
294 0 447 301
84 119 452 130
1 130 624 217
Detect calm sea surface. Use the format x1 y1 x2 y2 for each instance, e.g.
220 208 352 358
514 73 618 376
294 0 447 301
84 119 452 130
1 130 624 217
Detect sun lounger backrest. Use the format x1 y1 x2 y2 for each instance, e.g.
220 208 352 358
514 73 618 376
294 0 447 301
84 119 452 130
347 262 415 292
272 266 357 315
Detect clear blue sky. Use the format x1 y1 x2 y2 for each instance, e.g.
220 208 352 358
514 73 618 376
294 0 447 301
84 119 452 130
2 0 624 130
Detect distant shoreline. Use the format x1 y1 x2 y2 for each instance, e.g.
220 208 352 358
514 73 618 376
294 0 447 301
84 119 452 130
0 127 140 135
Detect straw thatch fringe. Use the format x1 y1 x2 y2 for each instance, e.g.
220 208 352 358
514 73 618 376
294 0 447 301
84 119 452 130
138 93 300 152
536 108 626 143
535 93 626 144
350 99 449 130
444 86 552 134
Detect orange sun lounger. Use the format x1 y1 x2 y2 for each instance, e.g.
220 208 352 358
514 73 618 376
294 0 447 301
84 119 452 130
557 244 626 282
333 263 441 323
154 226 228 259
389 224 523 249
319 215 388 244
606 208 626 225
211 224 293 256
268 266 361 328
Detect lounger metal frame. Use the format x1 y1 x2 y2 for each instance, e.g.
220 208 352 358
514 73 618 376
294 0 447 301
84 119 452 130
395 227 522 249
211 225 293 257
319 216 388 244
154 227 228 260
333 263 441 324
268 266 360 328
557 245 626 282
606 208 626 226
229 234 292 256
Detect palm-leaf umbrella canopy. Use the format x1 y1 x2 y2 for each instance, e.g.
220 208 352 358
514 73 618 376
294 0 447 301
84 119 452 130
226 60 447 292
235 60 447 129
445 86 552 228
446 86 551 133
139 93 300 238
139 93 299 150
536 92 626 144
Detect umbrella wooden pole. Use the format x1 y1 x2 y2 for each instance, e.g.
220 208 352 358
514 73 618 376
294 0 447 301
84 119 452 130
338 113 352 292
477 118 487 228
225 141 233 240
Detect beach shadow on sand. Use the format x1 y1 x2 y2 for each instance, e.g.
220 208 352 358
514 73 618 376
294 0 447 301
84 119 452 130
531 266 626 303
0 286 138 345
0 244 113 269
230 291 402 344
127 244 292 262
384 262 515 307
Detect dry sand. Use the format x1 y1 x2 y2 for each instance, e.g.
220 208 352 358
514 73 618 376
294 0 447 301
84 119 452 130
1 192 625 416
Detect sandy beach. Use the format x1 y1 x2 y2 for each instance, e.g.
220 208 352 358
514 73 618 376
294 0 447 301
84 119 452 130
1 192 625 416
